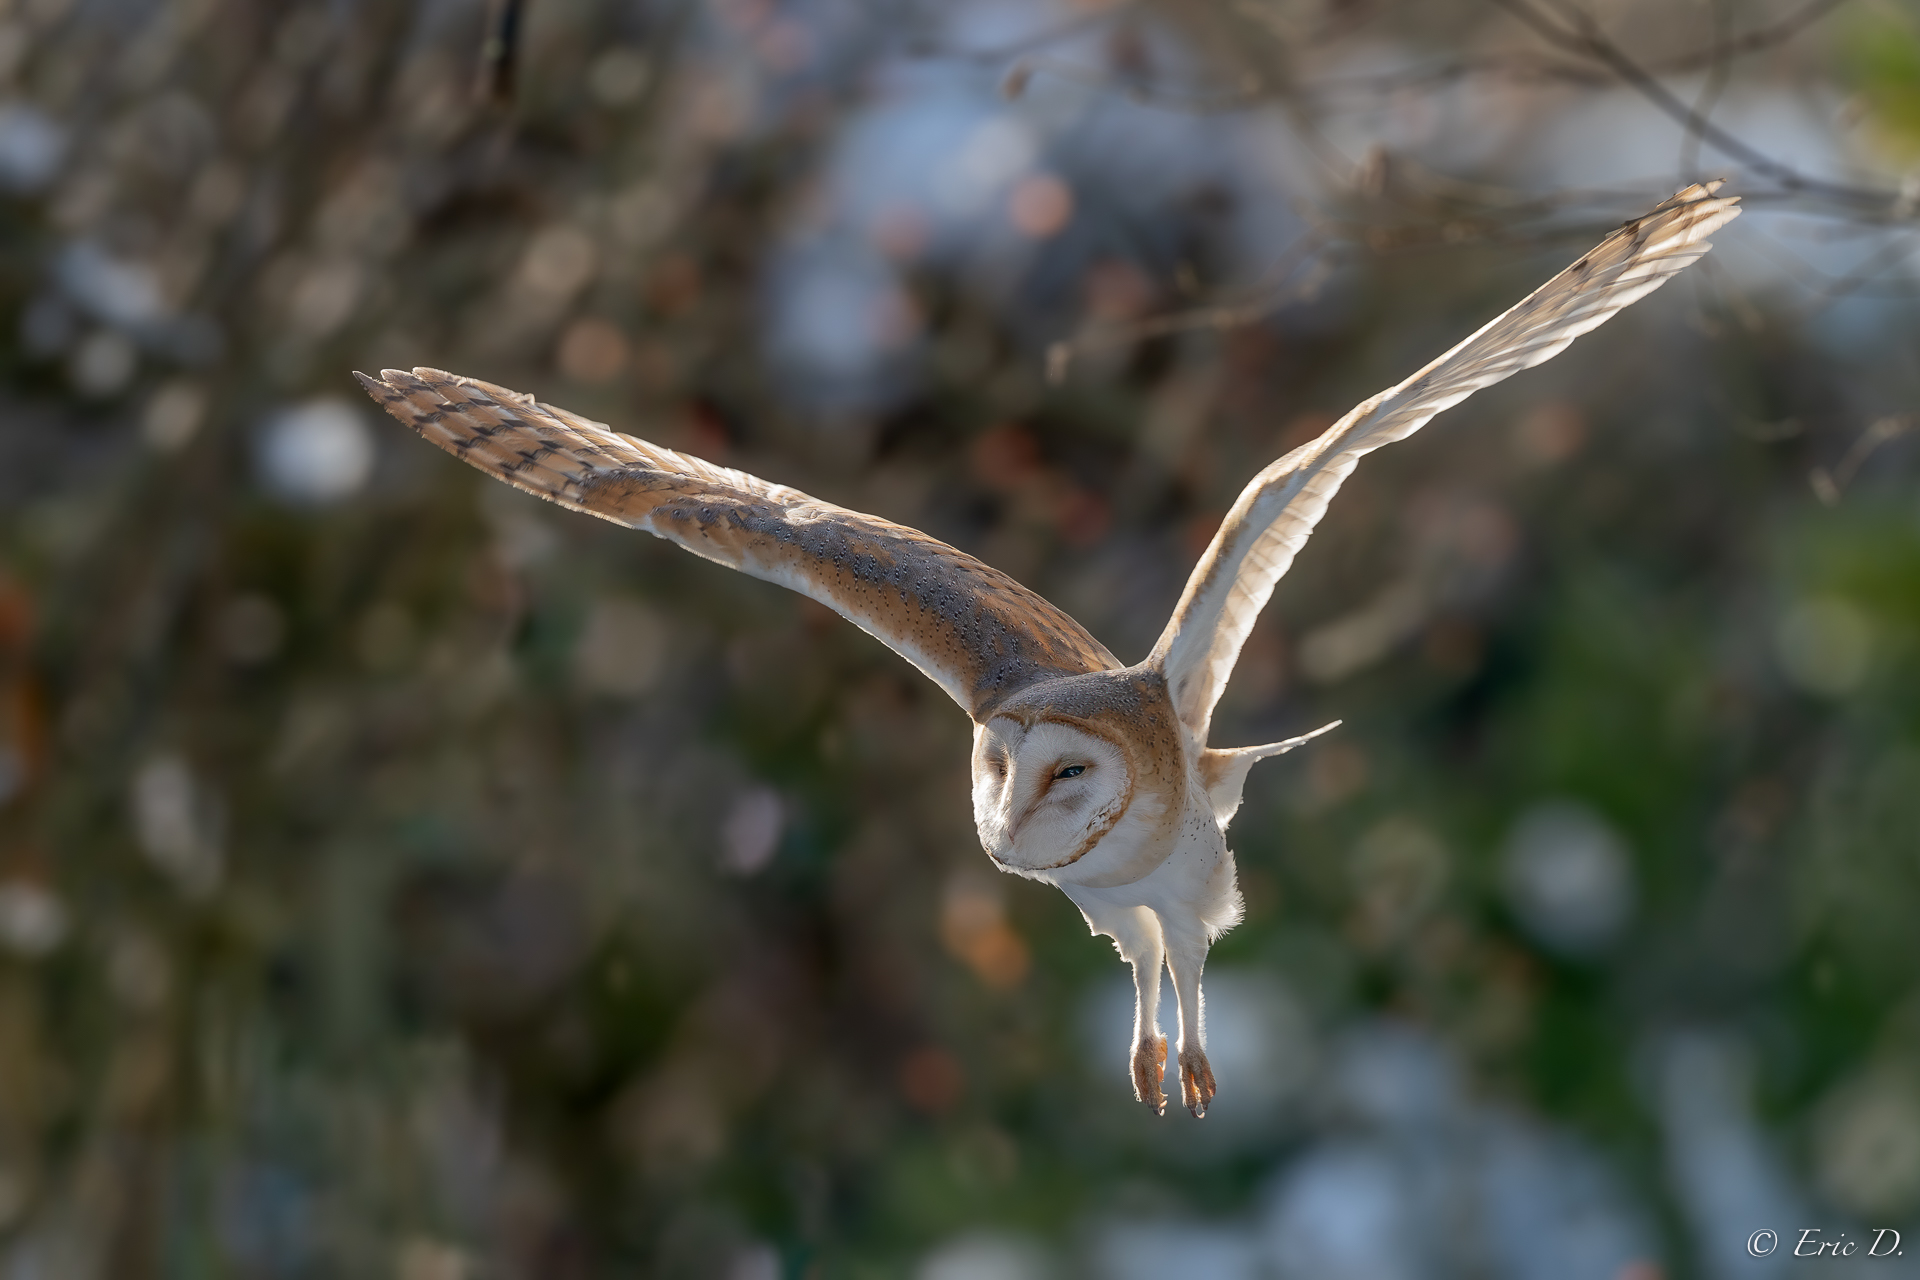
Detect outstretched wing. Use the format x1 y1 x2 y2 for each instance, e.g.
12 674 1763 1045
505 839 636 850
357 367 1121 717
1151 182 1741 747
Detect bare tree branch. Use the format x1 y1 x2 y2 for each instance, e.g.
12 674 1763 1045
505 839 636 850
1490 0 1898 214
1660 0 1851 73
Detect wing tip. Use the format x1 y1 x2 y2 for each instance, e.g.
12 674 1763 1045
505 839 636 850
1645 180 1743 242
356 368 421 410
1660 179 1735 208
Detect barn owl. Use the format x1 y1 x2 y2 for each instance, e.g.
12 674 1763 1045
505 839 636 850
358 183 1738 1118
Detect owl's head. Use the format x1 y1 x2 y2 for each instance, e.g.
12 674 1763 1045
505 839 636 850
970 669 1189 884
971 716 1135 874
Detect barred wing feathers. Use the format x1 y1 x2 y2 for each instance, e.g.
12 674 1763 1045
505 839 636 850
1151 182 1741 747
356 368 1121 717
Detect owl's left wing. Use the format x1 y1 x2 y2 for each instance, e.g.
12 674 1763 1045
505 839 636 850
357 368 1121 717
1151 182 1741 748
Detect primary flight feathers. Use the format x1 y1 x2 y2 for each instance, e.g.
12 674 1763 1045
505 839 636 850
1150 181 1739 746
357 182 1739 737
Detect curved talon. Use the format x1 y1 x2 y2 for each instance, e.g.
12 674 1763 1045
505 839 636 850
1131 1034 1169 1116
1178 1043 1216 1118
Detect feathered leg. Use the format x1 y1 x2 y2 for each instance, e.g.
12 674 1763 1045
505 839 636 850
1067 897 1170 1114
1161 922 1215 1118
1110 907 1169 1115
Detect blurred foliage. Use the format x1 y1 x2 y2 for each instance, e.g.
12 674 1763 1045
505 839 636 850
0 0 1917 1276
1839 4 1920 164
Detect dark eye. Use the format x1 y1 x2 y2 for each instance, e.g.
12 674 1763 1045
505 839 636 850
1054 764 1085 779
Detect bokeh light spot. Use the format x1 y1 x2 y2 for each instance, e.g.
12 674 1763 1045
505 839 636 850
143 379 206 451
1008 172 1073 239
1502 800 1634 955
1776 596 1874 695
217 594 287 665
899 1046 964 1114
257 399 375 505
68 329 135 397
557 316 630 383
587 48 650 107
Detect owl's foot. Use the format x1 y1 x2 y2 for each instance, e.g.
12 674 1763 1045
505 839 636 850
1131 1034 1168 1116
1177 1043 1216 1118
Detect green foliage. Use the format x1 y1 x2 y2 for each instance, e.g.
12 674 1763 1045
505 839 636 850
1841 9 1920 163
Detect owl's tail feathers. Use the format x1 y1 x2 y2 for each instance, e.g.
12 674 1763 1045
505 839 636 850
1197 720 1341 828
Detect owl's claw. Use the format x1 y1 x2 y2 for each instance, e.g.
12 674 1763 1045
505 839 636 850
1178 1043 1216 1118
1131 1034 1168 1116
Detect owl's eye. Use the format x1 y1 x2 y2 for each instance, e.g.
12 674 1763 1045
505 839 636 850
1054 764 1085 779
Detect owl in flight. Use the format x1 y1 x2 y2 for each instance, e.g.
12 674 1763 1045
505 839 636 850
359 183 1737 1118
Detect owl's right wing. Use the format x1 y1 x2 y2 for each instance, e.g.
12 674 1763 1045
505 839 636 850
1151 182 1741 748
357 368 1121 718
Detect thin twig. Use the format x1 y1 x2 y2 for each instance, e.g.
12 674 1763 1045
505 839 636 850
1679 0 1733 181
908 5 1137 63
1328 0 1851 95
476 0 528 105
1810 415 1915 504
1802 234 1920 314
1000 0 1853 106
1731 221 1920 300
1048 230 1333 381
1490 0 1897 214
1659 0 1851 73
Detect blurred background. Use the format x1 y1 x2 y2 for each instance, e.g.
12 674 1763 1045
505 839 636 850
1 0 1918 1275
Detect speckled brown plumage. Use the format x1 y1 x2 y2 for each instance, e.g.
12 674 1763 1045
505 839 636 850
355 367 1120 718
